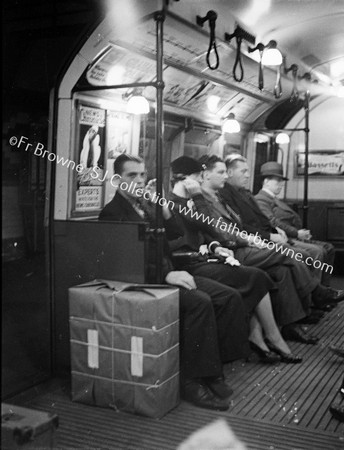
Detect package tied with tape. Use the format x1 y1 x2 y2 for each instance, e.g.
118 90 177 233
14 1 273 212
69 280 179 418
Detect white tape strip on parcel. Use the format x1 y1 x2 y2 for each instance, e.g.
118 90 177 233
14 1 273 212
87 329 99 369
131 336 143 377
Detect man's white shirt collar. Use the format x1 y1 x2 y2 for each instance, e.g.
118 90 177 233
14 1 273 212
262 187 276 198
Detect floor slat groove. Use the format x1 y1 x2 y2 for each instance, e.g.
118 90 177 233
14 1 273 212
7 288 344 449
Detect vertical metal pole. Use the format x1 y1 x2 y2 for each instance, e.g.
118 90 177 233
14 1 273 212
303 90 310 228
154 10 165 283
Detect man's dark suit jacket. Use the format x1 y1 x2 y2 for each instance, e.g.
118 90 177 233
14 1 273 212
220 182 277 241
99 190 146 222
255 189 302 238
99 191 180 279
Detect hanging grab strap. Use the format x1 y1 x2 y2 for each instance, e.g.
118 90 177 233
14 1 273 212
196 10 220 71
258 49 264 90
232 35 244 82
290 64 299 101
274 65 282 98
206 15 219 70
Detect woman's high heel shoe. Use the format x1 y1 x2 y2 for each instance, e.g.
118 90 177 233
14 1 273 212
265 340 303 364
249 341 281 364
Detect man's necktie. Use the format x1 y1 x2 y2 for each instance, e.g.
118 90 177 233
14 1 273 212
217 193 242 227
134 198 149 220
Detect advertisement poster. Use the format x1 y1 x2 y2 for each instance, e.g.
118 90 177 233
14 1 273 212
296 150 344 176
75 186 103 211
75 104 106 212
102 110 135 206
106 110 132 159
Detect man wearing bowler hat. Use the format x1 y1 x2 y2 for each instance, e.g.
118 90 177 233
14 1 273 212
255 161 335 286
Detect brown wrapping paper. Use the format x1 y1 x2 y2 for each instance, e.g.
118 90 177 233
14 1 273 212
69 280 180 418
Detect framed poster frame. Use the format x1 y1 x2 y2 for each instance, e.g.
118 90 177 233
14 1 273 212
71 101 106 217
295 150 344 177
70 100 136 218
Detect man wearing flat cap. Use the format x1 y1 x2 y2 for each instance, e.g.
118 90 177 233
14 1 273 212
255 161 335 286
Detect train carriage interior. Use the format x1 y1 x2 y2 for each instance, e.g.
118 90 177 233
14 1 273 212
2 0 344 449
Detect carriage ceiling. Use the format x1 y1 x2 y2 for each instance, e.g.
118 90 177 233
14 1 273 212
80 0 344 130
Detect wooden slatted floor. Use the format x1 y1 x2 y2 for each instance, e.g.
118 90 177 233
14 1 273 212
223 301 344 433
7 297 344 449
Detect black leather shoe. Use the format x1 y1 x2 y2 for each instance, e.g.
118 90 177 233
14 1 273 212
308 310 325 319
249 341 281 364
204 376 233 399
297 313 322 324
314 288 344 307
312 303 336 312
265 340 303 364
340 377 344 398
282 324 319 345
325 288 344 304
329 403 344 422
181 378 229 411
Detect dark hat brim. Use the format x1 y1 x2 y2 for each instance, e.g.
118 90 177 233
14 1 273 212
171 156 202 175
261 171 289 181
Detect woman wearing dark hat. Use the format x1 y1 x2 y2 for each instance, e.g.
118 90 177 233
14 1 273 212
169 156 302 364
99 153 254 411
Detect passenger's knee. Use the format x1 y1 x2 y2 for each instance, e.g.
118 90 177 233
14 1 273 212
180 289 212 313
230 290 242 305
327 243 335 254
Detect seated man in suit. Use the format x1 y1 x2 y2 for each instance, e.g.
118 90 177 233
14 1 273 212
170 155 338 345
169 156 302 363
255 161 335 286
169 156 322 345
219 153 344 310
99 153 249 411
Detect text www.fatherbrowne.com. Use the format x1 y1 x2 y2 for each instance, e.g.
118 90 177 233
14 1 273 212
178 203 333 275
9 134 332 275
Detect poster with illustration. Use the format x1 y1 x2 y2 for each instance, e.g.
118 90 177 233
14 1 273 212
106 110 132 159
103 110 137 205
74 104 106 212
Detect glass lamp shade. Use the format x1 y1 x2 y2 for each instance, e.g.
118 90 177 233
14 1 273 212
126 95 150 114
262 48 283 66
222 116 241 133
275 132 290 144
206 95 221 113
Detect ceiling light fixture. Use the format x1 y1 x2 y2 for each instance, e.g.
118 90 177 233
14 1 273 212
206 95 221 113
248 40 282 92
275 132 290 144
261 40 283 66
126 94 150 115
222 113 241 134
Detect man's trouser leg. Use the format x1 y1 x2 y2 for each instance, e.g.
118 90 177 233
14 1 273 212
194 275 250 363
